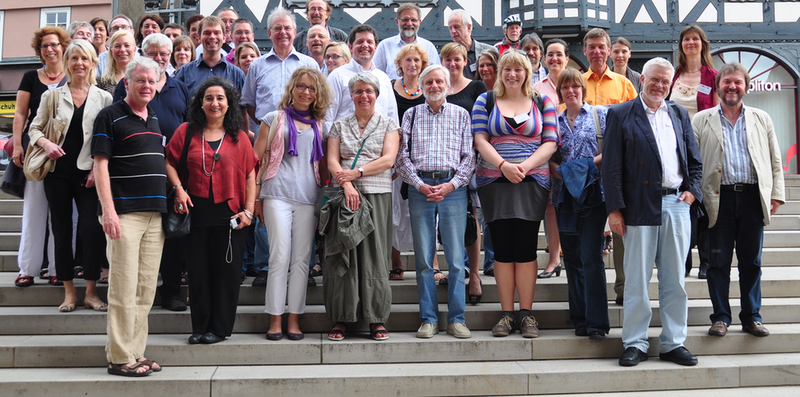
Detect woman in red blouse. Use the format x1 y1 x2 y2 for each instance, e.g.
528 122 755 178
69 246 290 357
166 77 258 345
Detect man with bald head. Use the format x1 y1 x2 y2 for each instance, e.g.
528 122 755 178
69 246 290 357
306 25 330 72
294 0 348 55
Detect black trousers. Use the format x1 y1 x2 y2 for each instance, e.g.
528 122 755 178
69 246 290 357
159 236 186 300
187 224 246 336
43 174 107 281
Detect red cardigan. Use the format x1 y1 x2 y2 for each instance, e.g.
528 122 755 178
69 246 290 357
671 65 718 112
167 123 258 214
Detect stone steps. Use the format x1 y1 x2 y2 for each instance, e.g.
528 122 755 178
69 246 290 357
1 353 798 396
2 297 799 335
2 266 799 307
2 324 800 369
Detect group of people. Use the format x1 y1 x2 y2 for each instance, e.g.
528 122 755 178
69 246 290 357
9 0 785 377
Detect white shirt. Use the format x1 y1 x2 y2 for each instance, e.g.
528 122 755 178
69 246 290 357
641 97 683 189
326 59 398 124
373 34 441 80
196 44 227 60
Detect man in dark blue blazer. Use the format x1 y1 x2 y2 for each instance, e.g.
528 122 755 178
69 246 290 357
602 57 703 368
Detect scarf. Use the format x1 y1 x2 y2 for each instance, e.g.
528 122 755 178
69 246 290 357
285 105 324 163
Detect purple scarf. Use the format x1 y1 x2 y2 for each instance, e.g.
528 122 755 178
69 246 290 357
285 106 324 163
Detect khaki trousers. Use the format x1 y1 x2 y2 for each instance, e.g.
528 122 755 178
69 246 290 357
104 212 164 364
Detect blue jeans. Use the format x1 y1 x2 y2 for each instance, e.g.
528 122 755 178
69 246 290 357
477 208 495 271
622 193 690 353
408 177 467 324
253 217 270 272
558 202 609 334
707 188 764 326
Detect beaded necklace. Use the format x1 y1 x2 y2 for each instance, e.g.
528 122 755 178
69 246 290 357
401 78 421 96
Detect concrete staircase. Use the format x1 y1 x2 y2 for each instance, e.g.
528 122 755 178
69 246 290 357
0 176 799 396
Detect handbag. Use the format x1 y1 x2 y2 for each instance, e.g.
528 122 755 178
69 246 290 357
314 136 367 217
1 134 29 199
23 89 67 181
163 127 193 239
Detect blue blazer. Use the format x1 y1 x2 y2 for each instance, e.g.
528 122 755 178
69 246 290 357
602 98 702 226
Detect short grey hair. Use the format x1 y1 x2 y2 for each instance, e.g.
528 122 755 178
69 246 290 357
419 64 450 88
348 72 380 96
450 9 472 27
520 33 544 52
642 57 675 78
125 57 161 82
110 14 134 29
142 33 173 54
397 3 421 19
267 6 296 30
68 21 94 38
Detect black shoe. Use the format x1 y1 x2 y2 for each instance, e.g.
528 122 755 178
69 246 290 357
659 347 697 366
161 297 187 312
698 264 708 279
307 276 317 287
483 267 494 277
537 263 562 278
240 272 246 285
619 347 648 367
588 331 606 340
252 271 268 287
245 268 259 278
201 332 225 344
575 325 589 336
188 333 203 344
615 296 624 305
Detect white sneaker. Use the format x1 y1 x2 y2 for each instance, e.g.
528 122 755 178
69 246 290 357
416 323 439 338
447 322 472 339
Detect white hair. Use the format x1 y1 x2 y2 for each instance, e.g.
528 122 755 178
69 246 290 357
450 9 472 27
142 33 173 54
642 57 675 78
419 64 450 88
267 6 296 30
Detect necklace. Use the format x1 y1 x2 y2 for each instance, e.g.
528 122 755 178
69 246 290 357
44 69 62 81
401 78 420 96
202 132 224 177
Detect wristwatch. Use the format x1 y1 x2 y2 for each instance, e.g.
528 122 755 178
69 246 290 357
358 167 364 177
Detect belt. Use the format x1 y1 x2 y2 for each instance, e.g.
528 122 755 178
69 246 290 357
721 183 757 192
418 170 455 179
660 188 678 196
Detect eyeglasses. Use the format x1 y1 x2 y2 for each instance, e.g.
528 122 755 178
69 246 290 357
40 43 62 50
353 89 376 96
324 54 342 61
308 7 326 13
133 78 157 86
271 26 293 32
295 83 316 93
400 18 419 24
110 24 132 32
145 51 171 59
646 76 672 87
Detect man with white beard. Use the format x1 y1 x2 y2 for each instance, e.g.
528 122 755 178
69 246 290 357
373 3 440 80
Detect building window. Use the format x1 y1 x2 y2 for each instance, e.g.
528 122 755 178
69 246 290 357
0 11 4 61
713 49 799 173
40 7 70 29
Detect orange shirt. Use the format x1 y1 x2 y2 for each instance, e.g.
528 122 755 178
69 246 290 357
582 67 638 106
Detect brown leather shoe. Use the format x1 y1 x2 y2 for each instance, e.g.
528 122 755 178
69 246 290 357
520 316 539 338
708 321 728 336
491 316 515 337
742 321 770 337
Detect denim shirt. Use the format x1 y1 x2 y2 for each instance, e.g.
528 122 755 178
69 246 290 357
553 103 607 208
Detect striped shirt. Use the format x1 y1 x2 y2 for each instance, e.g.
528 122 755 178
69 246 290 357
396 101 476 190
329 113 400 194
471 92 559 188
91 100 167 215
719 105 758 184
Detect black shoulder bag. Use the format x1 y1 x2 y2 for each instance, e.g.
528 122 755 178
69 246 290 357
163 128 193 239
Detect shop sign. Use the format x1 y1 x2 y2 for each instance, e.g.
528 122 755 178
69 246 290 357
749 80 782 93
0 101 14 116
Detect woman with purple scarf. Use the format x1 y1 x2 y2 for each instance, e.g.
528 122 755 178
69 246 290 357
253 67 332 340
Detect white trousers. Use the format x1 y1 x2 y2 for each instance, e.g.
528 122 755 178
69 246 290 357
262 199 316 315
17 180 55 277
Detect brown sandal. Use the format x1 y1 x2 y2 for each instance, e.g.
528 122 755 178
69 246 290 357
107 362 152 377
137 357 162 372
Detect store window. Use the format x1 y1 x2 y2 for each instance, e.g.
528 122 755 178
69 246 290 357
40 7 70 29
713 49 798 174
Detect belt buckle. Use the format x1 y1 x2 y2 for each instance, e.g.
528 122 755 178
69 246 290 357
431 171 443 179
733 184 744 192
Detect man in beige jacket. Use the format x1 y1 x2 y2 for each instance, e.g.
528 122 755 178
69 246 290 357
692 62 785 338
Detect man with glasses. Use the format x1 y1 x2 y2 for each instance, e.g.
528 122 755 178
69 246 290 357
294 0 348 55
373 3 440 80
448 9 493 80
175 15 245 95
224 18 255 64
603 57 702 367
68 21 94 42
111 33 191 312
98 15 137 76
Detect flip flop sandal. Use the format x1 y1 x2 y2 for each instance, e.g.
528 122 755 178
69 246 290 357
49 276 63 286
15 275 34 287
108 362 153 377
73 266 84 279
327 323 347 341
389 268 404 280
432 269 444 281
309 267 323 278
39 269 49 280
370 324 390 341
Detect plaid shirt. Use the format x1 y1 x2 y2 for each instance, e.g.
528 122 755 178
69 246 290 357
329 113 399 194
396 101 475 189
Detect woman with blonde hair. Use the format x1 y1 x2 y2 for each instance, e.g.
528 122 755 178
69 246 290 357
472 50 558 337
98 30 136 93
323 42 351 76
29 40 113 311
253 67 331 340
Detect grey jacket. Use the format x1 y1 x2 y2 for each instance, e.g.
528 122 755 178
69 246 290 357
319 189 375 276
